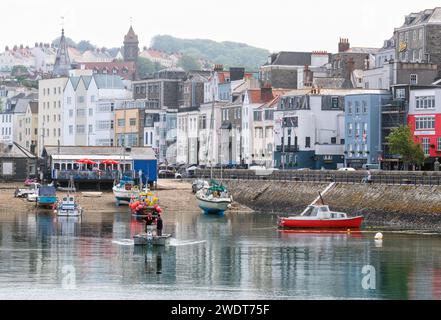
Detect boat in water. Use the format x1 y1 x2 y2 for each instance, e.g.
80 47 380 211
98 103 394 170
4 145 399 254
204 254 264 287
134 225 171 246
278 182 364 229
54 195 83 217
278 205 363 229
195 181 232 214
37 185 58 208
129 190 163 217
113 177 144 206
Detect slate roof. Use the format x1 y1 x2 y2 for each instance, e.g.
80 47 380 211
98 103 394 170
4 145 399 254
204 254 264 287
0 142 36 159
93 74 125 89
266 52 312 66
29 101 38 114
313 77 351 89
13 98 31 114
397 8 441 28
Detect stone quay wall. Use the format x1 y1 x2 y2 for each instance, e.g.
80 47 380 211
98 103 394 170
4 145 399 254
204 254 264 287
223 180 441 230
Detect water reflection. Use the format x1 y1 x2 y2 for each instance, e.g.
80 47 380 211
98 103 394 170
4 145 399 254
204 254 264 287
0 209 441 299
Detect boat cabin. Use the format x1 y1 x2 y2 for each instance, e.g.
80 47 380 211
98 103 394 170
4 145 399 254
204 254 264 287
301 205 347 219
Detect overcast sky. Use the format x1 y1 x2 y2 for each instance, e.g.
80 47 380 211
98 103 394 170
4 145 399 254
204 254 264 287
1 0 440 53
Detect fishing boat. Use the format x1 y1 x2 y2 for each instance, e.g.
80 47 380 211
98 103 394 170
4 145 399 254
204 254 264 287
129 190 163 217
54 195 83 217
134 225 171 246
278 183 364 229
195 181 232 214
37 185 58 208
113 177 142 206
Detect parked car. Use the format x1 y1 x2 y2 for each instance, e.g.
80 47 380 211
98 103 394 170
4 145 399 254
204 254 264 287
338 167 356 172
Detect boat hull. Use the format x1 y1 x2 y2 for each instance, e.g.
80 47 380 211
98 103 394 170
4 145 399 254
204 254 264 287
37 196 57 207
278 216 364 229
113 188 140 205
134 234 171 246
196 196 231 214
56 209 82 217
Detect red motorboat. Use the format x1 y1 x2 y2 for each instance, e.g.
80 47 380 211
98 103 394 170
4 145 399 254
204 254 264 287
278 205 364 229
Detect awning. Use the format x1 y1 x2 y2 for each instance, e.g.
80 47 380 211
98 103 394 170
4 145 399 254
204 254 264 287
51 155 134 161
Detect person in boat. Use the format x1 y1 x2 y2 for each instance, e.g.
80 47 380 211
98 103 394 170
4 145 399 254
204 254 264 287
143 212 154 232
156 214 163 237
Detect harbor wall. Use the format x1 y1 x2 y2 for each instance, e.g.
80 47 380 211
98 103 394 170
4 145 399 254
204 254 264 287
223 180 441 230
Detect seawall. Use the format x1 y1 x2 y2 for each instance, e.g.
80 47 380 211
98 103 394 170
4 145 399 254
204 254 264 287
223 180 441 230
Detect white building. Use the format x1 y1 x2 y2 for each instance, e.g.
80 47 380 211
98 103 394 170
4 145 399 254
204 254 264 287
176 110 200 165
63 73 131 147
198 102 225 166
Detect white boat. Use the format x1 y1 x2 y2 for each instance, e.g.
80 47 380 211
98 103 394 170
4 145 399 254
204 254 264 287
27 193 38 202
113 178 144 206
196 183 232 214
55 195 83 217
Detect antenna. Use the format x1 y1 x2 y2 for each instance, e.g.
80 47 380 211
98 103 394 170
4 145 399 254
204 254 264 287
130 16 133 26
60 16 65 31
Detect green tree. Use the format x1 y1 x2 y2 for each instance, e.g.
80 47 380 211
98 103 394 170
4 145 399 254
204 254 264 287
77 40 95 52
177 54 201 71
136 57 157 79
386 125 425 170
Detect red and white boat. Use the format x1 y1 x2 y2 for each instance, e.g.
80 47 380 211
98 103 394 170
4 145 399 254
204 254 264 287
278 182 363 229
278 205 363 229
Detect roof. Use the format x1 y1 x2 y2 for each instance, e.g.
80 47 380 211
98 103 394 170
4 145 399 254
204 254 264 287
313 77 351 89
93 74 125 89
124 26 139 42
282 88 390 97
396 8 441 29
13 98 31 114
344 47 379 54
0 142 36 159
266 52 313 66
43 146 156 160
29 101 38 114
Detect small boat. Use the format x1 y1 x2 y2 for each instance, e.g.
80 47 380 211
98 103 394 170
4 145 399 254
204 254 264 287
81 192 103 198
195 181 232 214
54 195 83 217
27 193 38 202
278 205 364 229
134 226 171 246
129 190 162 216
113 178 143 206
37 185 58 208
278 182 364 229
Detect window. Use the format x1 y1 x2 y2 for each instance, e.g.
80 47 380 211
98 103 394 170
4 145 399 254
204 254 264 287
91 96 96 103
415 96 435 109
89 108 93 116
347 123 353 136
76 125 85 134
362 101 368 114
118 119 125 127
331 97 339 109
422 137 430 155
88 125 93 134
77 109 86 117
347 101 352 114
415 116 435 130
69 110 73 118
410 74 418 85
396 88 406 99
96 120 112 130
331 137 337 144
305 137 311 148
78 96 85 103
355 101 360 114
58 128 61 137
438 137 441 151
253 111 262 121
264 110 274 120
130 118 136 126
67 97 72 105
355 123 360 138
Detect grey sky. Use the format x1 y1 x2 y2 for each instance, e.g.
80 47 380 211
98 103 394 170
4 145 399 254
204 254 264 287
1 0 440 53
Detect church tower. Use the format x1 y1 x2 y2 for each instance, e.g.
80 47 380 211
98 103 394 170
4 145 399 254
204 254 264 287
123 25 139 63
53 28 71 77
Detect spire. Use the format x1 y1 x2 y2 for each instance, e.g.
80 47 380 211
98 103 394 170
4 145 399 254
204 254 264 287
53 26 71 77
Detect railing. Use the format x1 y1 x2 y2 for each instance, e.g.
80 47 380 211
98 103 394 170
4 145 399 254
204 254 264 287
195 169 441 186
53 170 137 181
275 145 299 152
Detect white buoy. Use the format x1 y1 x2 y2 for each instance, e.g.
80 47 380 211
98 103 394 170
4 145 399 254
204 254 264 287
375 232 383 240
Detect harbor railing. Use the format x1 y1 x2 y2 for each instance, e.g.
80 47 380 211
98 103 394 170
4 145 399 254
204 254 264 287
195 169 441 186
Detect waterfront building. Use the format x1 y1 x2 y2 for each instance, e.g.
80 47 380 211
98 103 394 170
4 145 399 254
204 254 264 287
394 7 441 76
344 91 391 169
274 89 363 170
0 141 37 180
114 100 145 148
63 73 130 147
42 145 157 188
23 101 38 153
407 86 441 169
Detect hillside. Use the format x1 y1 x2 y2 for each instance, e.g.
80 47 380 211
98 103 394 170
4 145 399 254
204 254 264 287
150 35 270 71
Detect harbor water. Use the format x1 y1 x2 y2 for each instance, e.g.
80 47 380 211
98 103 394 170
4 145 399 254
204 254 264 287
0 209 441 300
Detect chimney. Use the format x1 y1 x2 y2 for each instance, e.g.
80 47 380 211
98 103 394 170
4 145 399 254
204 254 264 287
347 57 355 80
338 38 350 53
214 64 223 72
303 65 313 87
261 87 273 102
